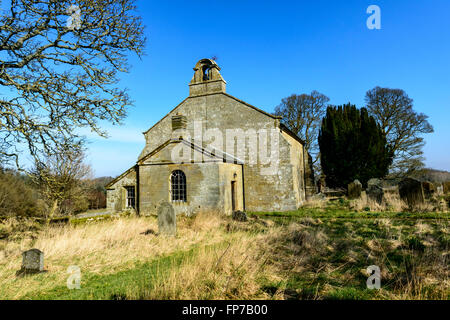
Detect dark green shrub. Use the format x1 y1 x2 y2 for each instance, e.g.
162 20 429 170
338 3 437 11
318 104 393 188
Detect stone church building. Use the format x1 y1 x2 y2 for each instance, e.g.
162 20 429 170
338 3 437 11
106 59 314 216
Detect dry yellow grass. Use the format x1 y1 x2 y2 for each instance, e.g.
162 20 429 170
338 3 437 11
349 192 448 213
349 192 408 212
139 229 283 300
303 197 327 209
0 212 261 299
1 209 448 300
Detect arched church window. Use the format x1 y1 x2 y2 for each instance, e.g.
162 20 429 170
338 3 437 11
171 170 186 202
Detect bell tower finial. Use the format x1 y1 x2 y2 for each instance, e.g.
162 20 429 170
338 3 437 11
189 58 226 97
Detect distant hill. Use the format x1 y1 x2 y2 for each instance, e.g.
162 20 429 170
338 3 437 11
82 176 114 210
91 176 114 190
410 168 450 183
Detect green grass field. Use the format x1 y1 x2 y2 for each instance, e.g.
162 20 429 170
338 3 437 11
255 214 448 299
0 202 448 300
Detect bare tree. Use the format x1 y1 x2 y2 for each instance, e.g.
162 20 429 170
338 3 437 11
0 177 7 213
32 145 93 217
274 91 329 167
0 0 146 168
365 87 434 176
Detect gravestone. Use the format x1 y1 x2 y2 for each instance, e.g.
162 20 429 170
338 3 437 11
398 178 425 207
422 181 436 199
157 201 176 236
443 182 450 194
382 185 400 198
436 184 443 195
17 249 44 276
347 180 362 199
367 184 383 204
367 178 383 188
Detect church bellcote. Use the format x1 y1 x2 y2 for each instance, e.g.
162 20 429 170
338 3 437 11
189 58 226 97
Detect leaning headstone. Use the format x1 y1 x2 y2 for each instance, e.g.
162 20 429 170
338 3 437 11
347 180 362 199
367 184 383 204
157 201 176 236
17 249 44 276
398 178 425 207
232 210 248 222
422 181 436 199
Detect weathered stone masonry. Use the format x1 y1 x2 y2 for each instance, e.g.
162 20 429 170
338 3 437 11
106 59 314 215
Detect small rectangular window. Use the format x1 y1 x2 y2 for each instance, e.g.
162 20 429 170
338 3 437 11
125 186 135 208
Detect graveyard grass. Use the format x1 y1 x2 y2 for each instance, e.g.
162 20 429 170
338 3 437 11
0 203 449 300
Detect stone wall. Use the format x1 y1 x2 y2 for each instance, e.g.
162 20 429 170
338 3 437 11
106 167 137 213
139 162 243 216
107 59 312 214
139 92 308 212
280 130 306 208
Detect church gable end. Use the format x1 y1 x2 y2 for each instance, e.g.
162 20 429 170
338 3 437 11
108 58 311 216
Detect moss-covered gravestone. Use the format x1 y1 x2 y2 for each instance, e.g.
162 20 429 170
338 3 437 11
422 181 436 200
366 178 384 204
157 201 176 236
367 185 383 204
16 248 44 276
442 181 450 194
399 178 425 207
347 180 362 199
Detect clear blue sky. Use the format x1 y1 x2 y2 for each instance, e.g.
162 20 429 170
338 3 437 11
84 0 450 177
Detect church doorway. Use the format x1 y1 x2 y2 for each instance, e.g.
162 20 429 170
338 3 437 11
231 181 236 211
